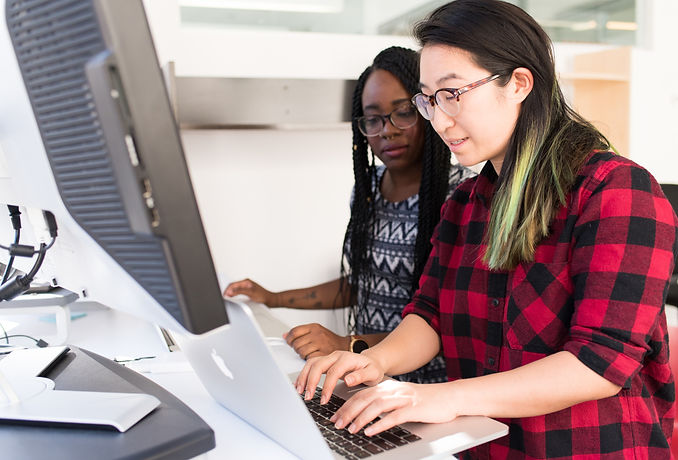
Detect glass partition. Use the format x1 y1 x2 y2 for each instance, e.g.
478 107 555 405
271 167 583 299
178 0 638 46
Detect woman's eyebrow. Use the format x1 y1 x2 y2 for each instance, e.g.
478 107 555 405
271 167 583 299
419 72 465 91
363 98 412 112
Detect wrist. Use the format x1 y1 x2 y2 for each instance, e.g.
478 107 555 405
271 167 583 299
268 292 281 308
343 336 351 352
362 347 387 374
349 335 369 353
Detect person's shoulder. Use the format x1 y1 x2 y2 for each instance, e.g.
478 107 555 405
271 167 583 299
575 150 662 199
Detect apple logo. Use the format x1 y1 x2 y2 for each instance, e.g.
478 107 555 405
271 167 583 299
211 348 235 380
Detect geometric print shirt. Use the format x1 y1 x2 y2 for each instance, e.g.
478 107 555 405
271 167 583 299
347 163 475 384
403 151 678 458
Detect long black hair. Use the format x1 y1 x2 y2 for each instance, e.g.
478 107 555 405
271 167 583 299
340 46 452 330
413 0 609 270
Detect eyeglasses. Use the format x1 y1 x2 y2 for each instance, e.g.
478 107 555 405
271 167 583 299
411 74 501 120
356 103 419 137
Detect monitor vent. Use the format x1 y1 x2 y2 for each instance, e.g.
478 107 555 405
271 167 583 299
6 0 183 318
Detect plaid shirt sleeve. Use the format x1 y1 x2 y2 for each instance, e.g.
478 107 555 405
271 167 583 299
563 159 678 388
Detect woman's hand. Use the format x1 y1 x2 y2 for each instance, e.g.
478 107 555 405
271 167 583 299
223 278 277 306
284 323 349 360
295 350 386 404
331 380 458 436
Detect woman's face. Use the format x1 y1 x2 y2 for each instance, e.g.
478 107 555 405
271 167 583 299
419 44 522 173
361 69 425 175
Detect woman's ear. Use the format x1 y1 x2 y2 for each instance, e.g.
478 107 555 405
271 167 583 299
507 67 533 103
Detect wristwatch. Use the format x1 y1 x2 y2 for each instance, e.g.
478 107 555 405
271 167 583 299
349 335 369 354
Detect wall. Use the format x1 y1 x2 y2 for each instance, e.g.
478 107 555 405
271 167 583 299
143 0 678 333
628 0 678 183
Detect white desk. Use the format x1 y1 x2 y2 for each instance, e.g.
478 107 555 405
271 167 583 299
1 301 496 460
1 301 301 459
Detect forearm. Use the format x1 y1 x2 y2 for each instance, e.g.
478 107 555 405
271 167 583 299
447 351 621 419
274 278 352 309
364 315 440 376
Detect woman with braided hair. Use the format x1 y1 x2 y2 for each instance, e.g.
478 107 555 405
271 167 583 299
225 46 474 384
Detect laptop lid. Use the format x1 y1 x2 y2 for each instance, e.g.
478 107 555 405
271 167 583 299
178 300 508 460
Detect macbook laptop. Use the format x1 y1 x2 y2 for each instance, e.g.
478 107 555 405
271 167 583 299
177 300 508 459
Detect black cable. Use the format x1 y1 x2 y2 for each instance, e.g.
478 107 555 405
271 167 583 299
1 237 56 256
0 210 58 301
0 320 9 344
5 334 39 343
25 243 47 280
0 243 49 301
1 229 20 284
1 205 22 261
4 334 48 347
113 356 156 363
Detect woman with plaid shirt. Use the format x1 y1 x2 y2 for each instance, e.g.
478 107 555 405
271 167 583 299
295 1 678 458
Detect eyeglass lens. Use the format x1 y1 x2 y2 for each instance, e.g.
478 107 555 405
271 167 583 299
358 104 418 137
413 91 460 120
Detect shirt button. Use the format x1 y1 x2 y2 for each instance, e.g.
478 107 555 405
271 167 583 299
488 357 495 366
491 298 500 307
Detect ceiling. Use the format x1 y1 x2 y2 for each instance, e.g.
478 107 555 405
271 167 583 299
178 0 637 45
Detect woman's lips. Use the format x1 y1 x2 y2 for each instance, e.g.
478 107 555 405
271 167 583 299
381 145 408 158
448 137 467 151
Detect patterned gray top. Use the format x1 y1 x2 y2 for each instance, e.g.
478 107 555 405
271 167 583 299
346 163 475 383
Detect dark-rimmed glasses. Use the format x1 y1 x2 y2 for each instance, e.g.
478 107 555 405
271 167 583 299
356 103 419 137
411 74 501 120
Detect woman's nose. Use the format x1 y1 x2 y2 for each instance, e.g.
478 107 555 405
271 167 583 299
430 105 456 135
379 117 401 138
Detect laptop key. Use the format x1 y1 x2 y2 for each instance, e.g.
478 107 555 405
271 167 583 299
303 386 423 458
363 443 383 454
372 438 396 450
380 431 408 446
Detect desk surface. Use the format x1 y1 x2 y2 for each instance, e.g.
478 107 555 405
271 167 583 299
1 301 488 460
1 301 302 459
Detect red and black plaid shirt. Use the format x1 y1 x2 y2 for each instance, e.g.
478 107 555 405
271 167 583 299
403 151 678 459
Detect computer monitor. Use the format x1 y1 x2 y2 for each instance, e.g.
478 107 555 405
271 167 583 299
0 0 228 335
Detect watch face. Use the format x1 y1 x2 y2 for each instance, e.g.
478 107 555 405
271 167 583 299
352 339 369 354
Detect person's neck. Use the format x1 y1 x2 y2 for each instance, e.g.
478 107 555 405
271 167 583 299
381 166 422 203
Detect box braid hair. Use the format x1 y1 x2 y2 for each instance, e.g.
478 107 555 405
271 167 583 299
340 46 451 331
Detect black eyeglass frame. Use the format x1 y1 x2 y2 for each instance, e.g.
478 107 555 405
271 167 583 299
355 102 419 137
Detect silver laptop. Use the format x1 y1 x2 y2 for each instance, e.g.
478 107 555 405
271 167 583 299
177 300 508 459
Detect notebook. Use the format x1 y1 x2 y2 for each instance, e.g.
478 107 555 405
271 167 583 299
177 300 508 459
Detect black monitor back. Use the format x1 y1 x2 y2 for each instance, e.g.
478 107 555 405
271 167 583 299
4 0 227 333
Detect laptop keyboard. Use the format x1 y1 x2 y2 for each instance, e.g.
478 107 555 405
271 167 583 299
302 388 421 459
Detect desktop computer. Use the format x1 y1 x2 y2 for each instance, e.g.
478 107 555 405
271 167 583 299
0 0 226 458
0 0 227 335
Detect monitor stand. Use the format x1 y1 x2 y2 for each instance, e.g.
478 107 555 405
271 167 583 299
0 347 160 432
0 286 79 345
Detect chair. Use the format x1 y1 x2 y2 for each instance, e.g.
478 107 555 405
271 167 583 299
660 185 678 455
660 184 678 307
667 327 678 456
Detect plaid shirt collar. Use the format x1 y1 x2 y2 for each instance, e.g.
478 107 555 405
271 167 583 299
469 161 498 209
